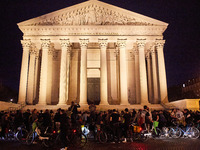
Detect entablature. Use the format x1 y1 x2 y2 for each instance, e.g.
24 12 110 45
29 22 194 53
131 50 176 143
19 25 167 36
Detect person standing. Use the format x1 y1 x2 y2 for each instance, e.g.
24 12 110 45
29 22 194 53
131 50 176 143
110 109 121 143
60 109 70 150
122 108 131 143
23 109 31 131
89 102 96 122
141 105 151 130
69 101 80 124
176 109 184 125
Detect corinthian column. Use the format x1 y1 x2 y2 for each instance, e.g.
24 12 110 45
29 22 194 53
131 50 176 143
156 40 168 103
79 39 89 105
134 48 140 104
33 52 40 102
38 39 51 105
46 48 53 104
151 46 159 104
146 50 153 104
117 39 129 105
58 39 70 105
27 49 36 104
98 39 109 105
137 39 149 104
18 39 31 104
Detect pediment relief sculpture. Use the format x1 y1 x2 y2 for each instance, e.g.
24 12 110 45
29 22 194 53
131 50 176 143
26 4 154 26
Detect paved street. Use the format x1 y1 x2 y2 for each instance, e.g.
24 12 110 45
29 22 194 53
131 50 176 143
0 138 200 150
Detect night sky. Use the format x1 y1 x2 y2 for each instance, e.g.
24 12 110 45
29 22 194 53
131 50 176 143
0 0 200 92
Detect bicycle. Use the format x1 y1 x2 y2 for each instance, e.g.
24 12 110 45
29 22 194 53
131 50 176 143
169 120 199 139
129 123 148 142
48 127 87 149
15 124 29 144
175 125 199 139
26 122 53 148
96 124 108 143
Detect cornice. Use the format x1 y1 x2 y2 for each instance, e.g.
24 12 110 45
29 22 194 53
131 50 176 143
19 25 167 36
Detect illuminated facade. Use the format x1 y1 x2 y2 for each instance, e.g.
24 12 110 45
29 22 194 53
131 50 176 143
17 0 168 106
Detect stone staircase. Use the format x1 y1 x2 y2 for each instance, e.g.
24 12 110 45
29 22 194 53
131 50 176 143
0 101 26 112
160 102 176 110
8 102 26 111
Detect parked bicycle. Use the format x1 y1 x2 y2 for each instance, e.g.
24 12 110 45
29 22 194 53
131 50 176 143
47 126 87 149
26 121 53 148
169 125 199 139
15 124 29 144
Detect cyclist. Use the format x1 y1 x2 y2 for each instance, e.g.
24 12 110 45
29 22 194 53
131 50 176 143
122 108 131 143
110 109 121 143
170 109 177 125
183 109 192 126
23 109 31 131
152 110 159 137
69 101 80 124
158 110 167 129
140 105 151 130
176 109 184 126
60 109 70 150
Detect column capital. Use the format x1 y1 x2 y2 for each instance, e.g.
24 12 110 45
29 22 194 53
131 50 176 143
41 39 51 49
30 49 36 55
48 49 54 55
136 39 146 48
35 51 40 59
79 38 89 49
114 48 119 57
117 39 127 48
150 45 156 54
60 39 70 48
155 39 165 48
21 39 31 48
98 38 108 48
134 49 139 55
145 50 151 59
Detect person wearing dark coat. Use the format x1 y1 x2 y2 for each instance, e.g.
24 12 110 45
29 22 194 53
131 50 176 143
23 109 31 131
60 109 70 149
69 101 80 124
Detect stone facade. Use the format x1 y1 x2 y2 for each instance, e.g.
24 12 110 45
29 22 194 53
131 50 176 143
17 0 168 106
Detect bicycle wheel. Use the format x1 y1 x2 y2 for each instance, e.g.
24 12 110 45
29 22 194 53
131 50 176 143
161 127 170 138
42 135 54 148
42 126 55 148
140 133 149 142
71 132 87 148
152 128 161 138
26 131 35 145
98 131 107 143
16 128 29 144
169 127 182 138
189 127 199 139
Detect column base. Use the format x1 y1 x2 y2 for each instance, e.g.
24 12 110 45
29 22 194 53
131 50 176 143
36 103 47 106
99 103 109 105
79 103 88 106
57 103 68 107
140 102 151 106
120 103 130 106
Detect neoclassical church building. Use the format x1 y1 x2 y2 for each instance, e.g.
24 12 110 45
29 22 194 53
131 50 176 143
18 0 168 107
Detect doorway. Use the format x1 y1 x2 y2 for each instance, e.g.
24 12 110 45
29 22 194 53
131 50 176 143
87 78 100 105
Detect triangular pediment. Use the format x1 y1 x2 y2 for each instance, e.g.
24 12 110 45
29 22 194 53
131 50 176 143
18 0 168 26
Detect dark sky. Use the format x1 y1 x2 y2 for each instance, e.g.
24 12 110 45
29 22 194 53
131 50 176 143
0 0 200 92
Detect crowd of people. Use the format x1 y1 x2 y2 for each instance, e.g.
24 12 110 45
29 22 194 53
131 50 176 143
0 102 200 146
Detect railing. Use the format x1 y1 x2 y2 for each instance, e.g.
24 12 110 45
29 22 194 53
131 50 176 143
6 102 26 112
160 102 176 110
